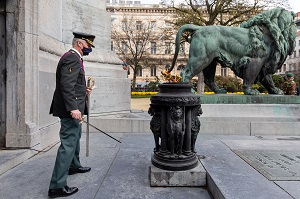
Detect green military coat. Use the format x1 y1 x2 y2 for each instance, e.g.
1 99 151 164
50 49 87 118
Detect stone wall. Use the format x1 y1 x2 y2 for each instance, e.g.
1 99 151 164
5 0 130 149
0 1 6 146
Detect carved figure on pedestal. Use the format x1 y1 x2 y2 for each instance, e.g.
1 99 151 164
167 106 185 158
149 106 161 152
191 105 202 153
149 83 201 171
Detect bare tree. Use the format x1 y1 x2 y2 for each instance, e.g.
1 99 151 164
111 16 173 90
170 0 290 27
166 0 290 93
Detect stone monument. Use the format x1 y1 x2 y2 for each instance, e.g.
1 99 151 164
2 0 129 150
166 7 297 95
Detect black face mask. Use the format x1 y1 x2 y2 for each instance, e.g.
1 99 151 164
82 47 92 56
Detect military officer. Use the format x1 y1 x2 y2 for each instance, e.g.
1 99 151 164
48 32 95 198
282 73 297 95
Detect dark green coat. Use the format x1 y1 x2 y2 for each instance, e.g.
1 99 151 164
50 50 87 118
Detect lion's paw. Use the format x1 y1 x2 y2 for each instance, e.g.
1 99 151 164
214 88 227 94
271 88 284 95
244 88 260 95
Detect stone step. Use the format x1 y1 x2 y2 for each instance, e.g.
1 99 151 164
88 106 300 136
0 149 35 176
199 138 294 199
149 160 207 187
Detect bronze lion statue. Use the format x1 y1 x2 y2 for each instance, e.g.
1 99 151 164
168 7 297 95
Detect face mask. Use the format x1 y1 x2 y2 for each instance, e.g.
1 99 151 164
82 47 92 56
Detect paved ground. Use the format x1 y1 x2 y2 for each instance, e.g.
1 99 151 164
131 98 150 111
2 133 300 198
0 133 212 199
1 99 300 199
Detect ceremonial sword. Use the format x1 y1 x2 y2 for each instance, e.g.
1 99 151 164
83 120 121 144
86 77 95 157
83 77 121 157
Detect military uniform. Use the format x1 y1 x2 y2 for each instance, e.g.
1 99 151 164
50 50 87 117
282 73 297 95
49 32 95 192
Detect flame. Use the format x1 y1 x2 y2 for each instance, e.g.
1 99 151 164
161 70 182 83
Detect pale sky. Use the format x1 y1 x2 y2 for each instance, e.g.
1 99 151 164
141 0 300 13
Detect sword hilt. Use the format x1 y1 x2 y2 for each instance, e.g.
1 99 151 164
79 116 85 124
87 77 95 90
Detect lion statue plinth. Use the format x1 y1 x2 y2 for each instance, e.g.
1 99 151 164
168 7 297 95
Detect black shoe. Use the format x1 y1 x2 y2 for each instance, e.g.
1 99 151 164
68 167 91 175
48 185 78 198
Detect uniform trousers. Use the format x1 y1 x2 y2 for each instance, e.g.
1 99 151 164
49 118 82 189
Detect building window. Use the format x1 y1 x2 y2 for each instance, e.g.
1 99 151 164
136 65 142 76
122 21 127 30
283 64 286 72
298 49 300 57
136 21 142 30
150 21 156 30
150 66 156 76
165 42 171 54
137 41 142 53
177 64 185 70
165 22 172 29
127 1 133 4
151 42 156 54
121 41 128 53
290 64 295 71
299 39 300 46
119 0 125 4
221 67 227 76
294 50 296 58
179 43 185 55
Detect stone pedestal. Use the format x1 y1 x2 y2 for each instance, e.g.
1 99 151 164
198 94 300 135
149 83 202 171
149 160 206 187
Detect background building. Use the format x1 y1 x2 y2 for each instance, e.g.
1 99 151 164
279 12 300 76
106 0 141 4
107 2 236 89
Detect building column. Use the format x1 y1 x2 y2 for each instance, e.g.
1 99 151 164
6 0 39 147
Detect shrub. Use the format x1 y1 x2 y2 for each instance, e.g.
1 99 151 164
272 74 285 88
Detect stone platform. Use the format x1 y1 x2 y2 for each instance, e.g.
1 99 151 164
89 95 300 136
198 94 300 104
233 150 300 180
198 94 300 135
2 134 300 199
149 160 206 187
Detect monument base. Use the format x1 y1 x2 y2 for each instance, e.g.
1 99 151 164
151 152 199 171
149 160 206 187
197 94 300 135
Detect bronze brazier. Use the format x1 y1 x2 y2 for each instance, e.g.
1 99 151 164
149 83 202 171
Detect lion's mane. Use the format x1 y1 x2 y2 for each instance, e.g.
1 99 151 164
241 7 297 64
238 7 297 79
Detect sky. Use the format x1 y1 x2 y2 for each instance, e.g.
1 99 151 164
141 0 300 13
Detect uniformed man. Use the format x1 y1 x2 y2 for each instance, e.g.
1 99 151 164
282 73 297 95
48 32 95 198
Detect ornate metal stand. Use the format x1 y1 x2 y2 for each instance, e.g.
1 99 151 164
149 82 202 171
